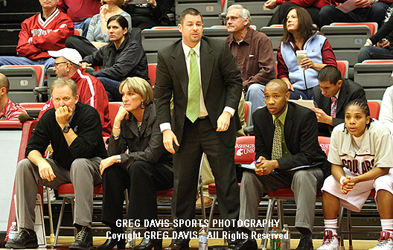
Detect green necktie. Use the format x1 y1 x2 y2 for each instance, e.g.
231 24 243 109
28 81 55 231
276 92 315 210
186 48 200 123
271 118 282 160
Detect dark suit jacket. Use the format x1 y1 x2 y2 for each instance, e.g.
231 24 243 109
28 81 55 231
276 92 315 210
313 78 366 137
252 102 330 178
154 36 242 147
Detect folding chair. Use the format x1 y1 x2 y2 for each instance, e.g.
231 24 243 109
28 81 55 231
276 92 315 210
261 136 331 250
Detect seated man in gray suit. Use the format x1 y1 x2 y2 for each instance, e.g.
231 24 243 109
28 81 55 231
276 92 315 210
313 65 367 137
240 79 330 250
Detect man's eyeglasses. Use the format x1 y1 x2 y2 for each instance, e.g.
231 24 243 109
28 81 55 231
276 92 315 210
54 61 67 67
226 16 239 21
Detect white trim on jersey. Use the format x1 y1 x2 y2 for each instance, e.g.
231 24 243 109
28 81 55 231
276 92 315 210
38 8 60 28
77 69 96 108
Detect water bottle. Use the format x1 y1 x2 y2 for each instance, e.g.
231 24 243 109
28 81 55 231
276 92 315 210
270 225 281 250
281 224 290 250
198 226 208 250
8 222 18 241
125 227 135 248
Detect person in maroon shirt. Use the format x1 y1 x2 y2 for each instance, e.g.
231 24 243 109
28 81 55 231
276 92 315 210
225 4 276 115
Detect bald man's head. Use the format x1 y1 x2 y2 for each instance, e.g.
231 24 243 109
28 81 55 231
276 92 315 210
265 79 288 94
264 79 290 117
0 73 9 93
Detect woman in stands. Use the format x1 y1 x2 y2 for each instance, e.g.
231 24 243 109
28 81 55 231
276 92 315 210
81 15 149 101
98 77 173 250
66 0 132 57
277 7 336 100
379 85 393 134
317 99 393 250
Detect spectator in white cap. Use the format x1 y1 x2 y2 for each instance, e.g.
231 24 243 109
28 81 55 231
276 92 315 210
39 48 112 137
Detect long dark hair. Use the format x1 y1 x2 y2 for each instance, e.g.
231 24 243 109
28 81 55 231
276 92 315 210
282 7 318 45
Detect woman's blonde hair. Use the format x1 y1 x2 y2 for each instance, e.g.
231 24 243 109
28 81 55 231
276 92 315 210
101 0 125 7
119 77 153 106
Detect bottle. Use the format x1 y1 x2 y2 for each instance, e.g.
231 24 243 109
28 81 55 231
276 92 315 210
198 226 208 250
125 227 135 248
281 224 290 250
270 225 281 250
8 222 18 241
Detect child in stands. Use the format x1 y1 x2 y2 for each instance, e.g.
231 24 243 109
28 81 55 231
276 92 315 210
317 99 393 250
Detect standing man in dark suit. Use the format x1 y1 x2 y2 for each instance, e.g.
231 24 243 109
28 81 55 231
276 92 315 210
313 65 367 137
154 7 245 250
240 79 330 250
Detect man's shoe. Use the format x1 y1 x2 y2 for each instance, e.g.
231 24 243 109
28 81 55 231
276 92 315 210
5 228 38 249
164 243 189 250
369 231 393 250
317 230 339 250
226 239 257 250
196 197 213 208
296 234 313 250
69 226 93 249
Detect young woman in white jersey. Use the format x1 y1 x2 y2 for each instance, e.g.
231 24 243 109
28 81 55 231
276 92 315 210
317 99 393 250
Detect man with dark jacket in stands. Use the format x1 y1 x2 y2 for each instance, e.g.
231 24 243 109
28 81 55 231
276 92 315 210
0 0 74 69
5 78 107 249
312 65 367 137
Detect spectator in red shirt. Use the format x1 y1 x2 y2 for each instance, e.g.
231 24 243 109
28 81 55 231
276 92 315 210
0 73 27 121
0 0 73 69
39 48 112 136
57 0 101 37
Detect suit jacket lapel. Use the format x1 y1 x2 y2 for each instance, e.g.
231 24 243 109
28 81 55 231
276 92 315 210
336 80 349 115
200 39 214 97
171 42 188 96
284 104 294 149
322 94 331 114
127 116 139 138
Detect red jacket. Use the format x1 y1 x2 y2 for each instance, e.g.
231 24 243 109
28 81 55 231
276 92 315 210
17 9 74 60
39 68 111 137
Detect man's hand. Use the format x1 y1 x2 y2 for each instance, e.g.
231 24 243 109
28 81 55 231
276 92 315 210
312 108 333 125
38 160 56 182
56 106 73 128
163 130 179 154
377 39 390 48
354 0 372 8
264 0 277 9
216 111 231 132
256 159 279 176
254 156 266 175
81 62 92 69
99 156 117 175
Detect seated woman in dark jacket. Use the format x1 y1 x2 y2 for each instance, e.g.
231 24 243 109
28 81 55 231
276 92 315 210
82 15 149 102
98 77 173 250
